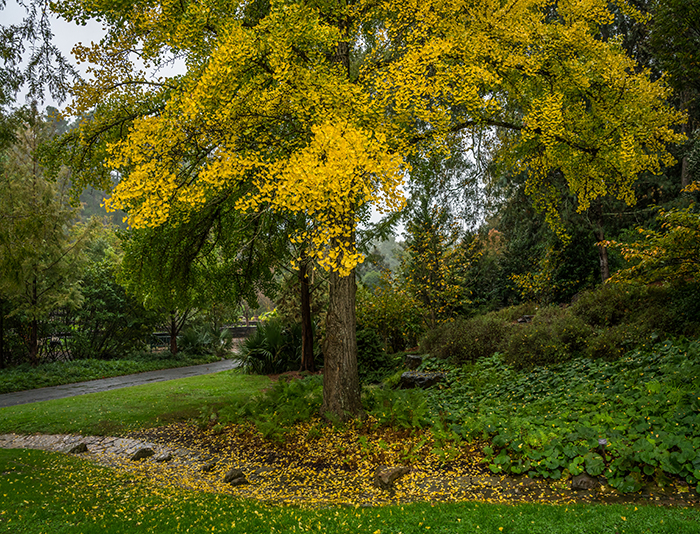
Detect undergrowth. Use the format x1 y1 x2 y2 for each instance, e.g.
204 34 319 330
424 338 700 493
200 375 432 442
204 338 700 495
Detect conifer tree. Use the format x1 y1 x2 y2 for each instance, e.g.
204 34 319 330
0 112 93 364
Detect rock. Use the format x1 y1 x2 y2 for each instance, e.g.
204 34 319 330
201 460 217 472
374 466 410 490
571 473 599 491
154 452 172 463
130 447 155 461
223 468 249 486
516 315 534 324
66 443 88 454
399 371 445 389
404 354 423 370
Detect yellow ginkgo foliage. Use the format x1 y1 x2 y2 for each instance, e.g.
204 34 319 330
55 0 685 417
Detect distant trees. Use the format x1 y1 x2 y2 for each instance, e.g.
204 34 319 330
0 111 94 365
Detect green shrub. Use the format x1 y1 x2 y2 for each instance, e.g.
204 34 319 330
238 318 303 374
571 284 647 327
356 282 424 353
551 313 593 356
356 328 399 385
178 324 233 357
420 315 511 364
490 301 539 323
216 376 324 440
586 323 652 360
362 386 430 429
502 321 569 367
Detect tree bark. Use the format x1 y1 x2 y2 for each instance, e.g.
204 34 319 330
681 89 692 189
0 299 5 369
169 310 178 355
321 269 363 420
299 254 315 372
593 203 610 282
29 317 39 366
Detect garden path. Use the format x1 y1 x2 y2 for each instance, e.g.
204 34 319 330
2 427 698 509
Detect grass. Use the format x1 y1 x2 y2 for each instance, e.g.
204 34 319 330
2 448 699 534
0 370 271 435
0 352 224 394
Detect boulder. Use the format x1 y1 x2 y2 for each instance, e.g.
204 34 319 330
571 473 599 491
154 452 172 463
404 354 423 370
130 448 155 461
201 460 217 472
374 466 410 490
399 371 445 389
66 443 88 454
224 468 249 486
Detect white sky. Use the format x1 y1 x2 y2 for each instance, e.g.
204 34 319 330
3 0 106 108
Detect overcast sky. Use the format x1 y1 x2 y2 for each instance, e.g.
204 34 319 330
3 0 106 108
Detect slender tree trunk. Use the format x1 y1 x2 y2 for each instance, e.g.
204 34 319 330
681 89 692 189
322 269 363 420
169 310 178 355
299 254 315 372
29 279 39 365
0 299 5 369
29 317 39 366
593 203 610 282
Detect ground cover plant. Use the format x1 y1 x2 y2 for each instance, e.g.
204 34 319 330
2 448 699 534
423 338 700 494
0 370 270 435
0 351 222 394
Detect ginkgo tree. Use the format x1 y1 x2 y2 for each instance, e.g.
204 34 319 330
55 0 684 418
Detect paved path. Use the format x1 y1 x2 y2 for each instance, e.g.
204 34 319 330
0 359 240 408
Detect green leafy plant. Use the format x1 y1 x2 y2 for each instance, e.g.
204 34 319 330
425 339 700 492
238 317 303 374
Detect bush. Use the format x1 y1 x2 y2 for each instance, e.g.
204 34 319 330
571 284 647 327
502 321 569 368
178 324 233 357
356 328 400 385
215 376 324 440
362 386 430 429
420 315 511 364
238 317 303 374
586 323 652 360
356 282 424 353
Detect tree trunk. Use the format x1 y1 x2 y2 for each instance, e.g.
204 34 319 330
0 299 5 369
593 203 610 282
681 89 692 189
169 310 178 355
321 269 363 420
299 255 315 372
29 317 39 366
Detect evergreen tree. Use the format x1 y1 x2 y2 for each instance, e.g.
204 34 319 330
0 112 93 364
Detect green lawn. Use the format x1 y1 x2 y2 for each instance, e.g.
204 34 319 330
0 369 270 435
0 353 228 394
